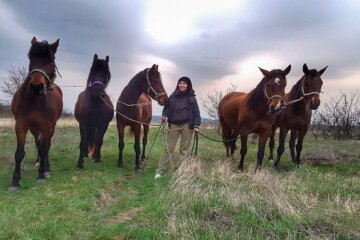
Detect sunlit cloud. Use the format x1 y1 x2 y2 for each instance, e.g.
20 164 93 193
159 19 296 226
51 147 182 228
144 0 248 44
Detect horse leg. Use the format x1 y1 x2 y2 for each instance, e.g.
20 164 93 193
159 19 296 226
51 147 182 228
141 124 149 162
274 127 289 169
268 125 277 164
256 131 271 170
35 137 51 177
9 124 28 191
229 131 238 159
117 123 125 168
36 135 51 182
238 135 248 171
87 127 96 159
289 130 298 163
132 125 142 172
295 128 307 165
221 124 232 158
93 126 108 163
76 125 87 169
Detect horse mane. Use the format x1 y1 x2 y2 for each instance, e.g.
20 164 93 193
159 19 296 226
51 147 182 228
288 77 303 100
27 41 52 61
124 69 147 90
87 59 111 85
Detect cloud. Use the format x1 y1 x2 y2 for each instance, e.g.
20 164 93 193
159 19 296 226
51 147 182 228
0 0 359 115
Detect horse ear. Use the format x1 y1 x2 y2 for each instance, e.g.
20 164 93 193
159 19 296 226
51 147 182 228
155 64 159 71
303 63 309 74
105 55 109 63
149 64 156 73
50 39 60 53
31 36 37 46
94 54 98 61
258 67 270 77
318 66 328 76
283 65 291 76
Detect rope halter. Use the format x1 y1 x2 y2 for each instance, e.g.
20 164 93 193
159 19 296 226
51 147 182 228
146 69 167 100
264 84 283 104
30 68 57 90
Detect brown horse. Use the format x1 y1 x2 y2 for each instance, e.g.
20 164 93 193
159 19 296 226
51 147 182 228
269 64 327 168
74 54 113 169
116 64 168 171
218 65 291 170
9 37 63 191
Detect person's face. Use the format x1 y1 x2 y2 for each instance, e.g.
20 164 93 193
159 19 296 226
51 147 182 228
178 81 188 92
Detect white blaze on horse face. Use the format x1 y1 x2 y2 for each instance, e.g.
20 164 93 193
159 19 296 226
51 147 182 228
274 78 281 85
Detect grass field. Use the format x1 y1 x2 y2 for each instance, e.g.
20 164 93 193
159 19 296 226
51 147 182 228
0 120 359 239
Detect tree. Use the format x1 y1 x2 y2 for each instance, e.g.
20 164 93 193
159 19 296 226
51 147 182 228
312 91 360 139
1 65 27 98
201 83 237 122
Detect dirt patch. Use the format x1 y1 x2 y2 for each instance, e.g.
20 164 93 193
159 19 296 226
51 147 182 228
108 207 143 224
302 150 358 166
94 191 117 210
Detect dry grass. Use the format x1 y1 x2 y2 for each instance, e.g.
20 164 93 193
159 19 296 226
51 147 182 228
167 157 360 238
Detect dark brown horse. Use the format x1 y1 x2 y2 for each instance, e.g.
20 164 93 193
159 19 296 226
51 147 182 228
9 37 63 191
116 64 168 171
218 65 291 170
74 54 113 169
269 64 327 168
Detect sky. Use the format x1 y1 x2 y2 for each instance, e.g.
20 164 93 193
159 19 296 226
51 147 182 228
1 0 360 116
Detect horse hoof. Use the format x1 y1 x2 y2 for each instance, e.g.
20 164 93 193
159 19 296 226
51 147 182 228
135 168 142 173
76 165 84 170
36 178 47 184
8 185 20 192
269 159 274 165
34 162 40 168
93 160 102 164
45 171 51 178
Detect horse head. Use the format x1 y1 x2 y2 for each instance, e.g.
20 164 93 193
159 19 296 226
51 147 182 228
302 63 327 110
146 64 168 106
28 37 59 96
87 54 111 97
259 65 291 115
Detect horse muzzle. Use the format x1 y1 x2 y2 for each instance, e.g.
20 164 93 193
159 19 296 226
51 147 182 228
30 82 47 96
310 98 320 110
156 94 168 106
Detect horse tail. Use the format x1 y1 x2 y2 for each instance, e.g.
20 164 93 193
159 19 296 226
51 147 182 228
87 128 96 156
217 98 224 136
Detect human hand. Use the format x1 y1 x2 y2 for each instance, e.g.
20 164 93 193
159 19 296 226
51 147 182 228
194 128 199 133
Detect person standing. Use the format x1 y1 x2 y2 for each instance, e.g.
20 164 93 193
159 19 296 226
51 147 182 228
155 76 201 179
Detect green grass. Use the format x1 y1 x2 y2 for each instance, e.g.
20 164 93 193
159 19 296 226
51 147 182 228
0 121 359 239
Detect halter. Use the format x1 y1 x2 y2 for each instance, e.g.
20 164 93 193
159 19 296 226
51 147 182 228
145 69 167 100
264 84 283 103
30 68 56 90
87 74 110 89
282 78 322 107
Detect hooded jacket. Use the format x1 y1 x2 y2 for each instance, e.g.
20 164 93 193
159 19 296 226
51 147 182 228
162 77 201 129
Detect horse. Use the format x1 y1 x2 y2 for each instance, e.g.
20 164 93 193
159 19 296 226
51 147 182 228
218 65 291 170
9 37 63 192
269 64 327 168
116 64 168 171
74 54 113 169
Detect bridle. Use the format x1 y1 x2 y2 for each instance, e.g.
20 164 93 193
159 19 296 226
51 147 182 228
29 62 58 90
145 69 167 100
264 84 283 104
282 77 322 107
87 72 110 90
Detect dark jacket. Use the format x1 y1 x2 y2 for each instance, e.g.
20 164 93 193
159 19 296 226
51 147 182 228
162 77 201 129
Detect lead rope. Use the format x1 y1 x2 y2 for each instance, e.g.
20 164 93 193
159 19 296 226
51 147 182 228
141 121 166 171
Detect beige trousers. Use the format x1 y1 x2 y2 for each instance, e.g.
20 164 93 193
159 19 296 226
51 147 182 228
156 123 194 175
